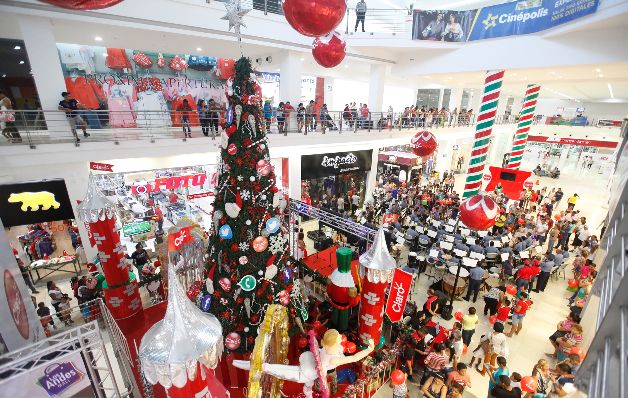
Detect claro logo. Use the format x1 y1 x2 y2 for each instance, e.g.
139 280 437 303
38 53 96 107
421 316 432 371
482 8 548 29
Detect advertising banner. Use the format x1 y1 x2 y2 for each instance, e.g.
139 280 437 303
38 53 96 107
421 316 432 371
0 351 94 398
301 150 373 179
413 0 599 42
0 218 45 354
0 179 75 228
385 268 413 323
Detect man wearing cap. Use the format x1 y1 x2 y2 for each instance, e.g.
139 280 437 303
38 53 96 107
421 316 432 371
58 91 90 141
535 254 555 292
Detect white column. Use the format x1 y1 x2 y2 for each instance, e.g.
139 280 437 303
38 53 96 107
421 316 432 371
364 149 379 200
437 89 444 109
17 16 65 111
368 64 385 112
324 77 335 111
279 51 302 105
448 88 463 112
288 153 302 201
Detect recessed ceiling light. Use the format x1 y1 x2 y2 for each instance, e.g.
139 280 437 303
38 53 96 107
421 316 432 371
344 64 349 68
1 74 6 78
196 47 202 51
608 83 614 99
595 68 601 72
550 71 556 75
94 36 103 41
275 68 280 72
13 45 21 50
598 74 604 78
19 60 24 64
299 57 304 61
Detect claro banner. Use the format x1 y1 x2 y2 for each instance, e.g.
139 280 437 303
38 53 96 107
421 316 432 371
412 0 599 42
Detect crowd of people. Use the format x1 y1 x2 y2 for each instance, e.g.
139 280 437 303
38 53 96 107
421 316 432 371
349 169 597 397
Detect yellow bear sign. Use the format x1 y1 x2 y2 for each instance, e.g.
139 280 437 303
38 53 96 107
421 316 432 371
8 191 61 211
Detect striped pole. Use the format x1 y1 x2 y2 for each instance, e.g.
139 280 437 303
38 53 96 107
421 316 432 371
463 70 505 199
507 84 541 169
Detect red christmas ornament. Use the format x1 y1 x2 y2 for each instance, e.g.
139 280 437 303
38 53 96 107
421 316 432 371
156 53 166 68
39 0 123 9
226 124 237 136
230 243 239 252
459 194 498 230
283 0 346 37
256 159 271 176
250 314 260 323
132 52 152 68
169 55 187 72
312 32 346 68
227 143 238 155
219 277 232 292
225 332 241 350
297 336 309 349
410 131 437 157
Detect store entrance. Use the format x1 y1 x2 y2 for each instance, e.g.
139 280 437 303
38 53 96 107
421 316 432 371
306 172 366 209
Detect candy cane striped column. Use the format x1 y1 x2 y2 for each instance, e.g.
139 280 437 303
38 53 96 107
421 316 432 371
463 70 505 199
507 84 541 169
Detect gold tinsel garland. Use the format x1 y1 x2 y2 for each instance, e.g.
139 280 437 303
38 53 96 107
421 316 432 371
247 304 290 398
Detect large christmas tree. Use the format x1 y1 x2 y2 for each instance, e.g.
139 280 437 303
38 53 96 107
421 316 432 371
203 57 293 354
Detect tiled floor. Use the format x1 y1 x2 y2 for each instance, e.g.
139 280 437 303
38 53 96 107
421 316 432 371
372 155 609 398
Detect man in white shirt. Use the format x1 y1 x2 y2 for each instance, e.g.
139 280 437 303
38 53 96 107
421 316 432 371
337 195 345 212
351 193 360 214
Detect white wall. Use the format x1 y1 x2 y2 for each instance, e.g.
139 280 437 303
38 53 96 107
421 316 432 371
332 79 369 108
383 86 417 113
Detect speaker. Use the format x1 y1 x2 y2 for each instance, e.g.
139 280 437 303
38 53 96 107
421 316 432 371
440 304 453 320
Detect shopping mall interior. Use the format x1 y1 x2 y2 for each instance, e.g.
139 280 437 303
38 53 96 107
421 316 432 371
0 0 626 397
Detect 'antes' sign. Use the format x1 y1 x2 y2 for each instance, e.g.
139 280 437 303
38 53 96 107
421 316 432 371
301 150 373 179
0 180 75 228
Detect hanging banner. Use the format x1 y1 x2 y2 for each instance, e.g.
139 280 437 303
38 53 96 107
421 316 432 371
0 352 94 398
382 214 400 224
168 226 194 252
89 162 114 172
385 268 413 323
413 0 599 42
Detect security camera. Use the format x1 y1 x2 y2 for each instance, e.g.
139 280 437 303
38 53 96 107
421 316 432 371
266 56 273 63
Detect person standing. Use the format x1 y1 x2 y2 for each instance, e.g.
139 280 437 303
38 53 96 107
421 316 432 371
461 307 478 348
355 0 367 32
465 266 486 303
154 204 164 232
58 91 90 142
263 100 273 133
535 254 554 293
178 98 193 137
567 193 579 211
506 292 531 337
197 99 210 136
17 258 38 294
208 99 222 138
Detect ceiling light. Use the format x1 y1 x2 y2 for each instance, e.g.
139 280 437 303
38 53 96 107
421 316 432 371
598 74 604 78
94 36 103 41
13 45 21 50
19 60 24 64
300 57 304 61
344 64 349 68
275 68 280 72
550 71 556 75
196 47 202 52
595 68 601 72
424 76 431 79
608 83 614 99
103 53 108 57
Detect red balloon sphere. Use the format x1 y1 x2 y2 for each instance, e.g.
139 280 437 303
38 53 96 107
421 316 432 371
488 315 497 324
39 0 123 9
459 194 498 230
283 0 346 37
410 131 437 157
569 346 585 359
344 342 357 354
521 376 538 393
391 369 406 385
454 311 463 321
312 32 346 68
506 285 517 295
568 279 579 289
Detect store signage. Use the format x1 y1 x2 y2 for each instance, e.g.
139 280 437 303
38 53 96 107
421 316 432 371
385 268 413 323
187 191 215 200
0 352 92 398
0 180 75 228
484 166 531 200
412 0 598 42
89 162 114 172
483 174 491 181
301 150 373 179
524 180 534 188
122 221 151 236
168 226 194 251
131 174 207 195
527 135 618 148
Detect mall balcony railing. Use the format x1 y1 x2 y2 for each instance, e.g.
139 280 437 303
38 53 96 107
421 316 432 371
343 8 413 36
0 109 535 148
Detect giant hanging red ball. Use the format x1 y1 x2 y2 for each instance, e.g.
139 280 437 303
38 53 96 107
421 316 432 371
312 32 346 68
459 194 498 230
283 0 346 37
410 131 437 157
39 0 123 9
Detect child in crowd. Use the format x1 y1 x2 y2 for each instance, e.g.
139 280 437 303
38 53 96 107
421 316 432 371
496 298 511 325
57 295 74 326
37 302 56 330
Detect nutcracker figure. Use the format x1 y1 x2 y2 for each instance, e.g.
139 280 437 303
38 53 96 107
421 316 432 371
325 247 361 331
